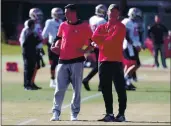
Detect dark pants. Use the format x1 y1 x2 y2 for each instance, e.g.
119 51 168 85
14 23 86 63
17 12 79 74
154 43 167 68
123 46 140 79
99 61 127 115
23 54 37 87
83 48 99 85
47 43 59 72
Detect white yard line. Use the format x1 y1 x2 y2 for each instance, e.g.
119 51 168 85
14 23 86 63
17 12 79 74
17 119 37 125
16 93 101 125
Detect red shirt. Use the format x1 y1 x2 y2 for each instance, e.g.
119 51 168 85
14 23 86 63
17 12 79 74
92 21 126 62
57 21 92 60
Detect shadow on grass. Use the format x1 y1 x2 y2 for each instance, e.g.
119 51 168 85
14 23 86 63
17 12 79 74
56 120 171 124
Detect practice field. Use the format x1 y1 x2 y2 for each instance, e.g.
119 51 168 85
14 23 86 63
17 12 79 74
1 44 171 125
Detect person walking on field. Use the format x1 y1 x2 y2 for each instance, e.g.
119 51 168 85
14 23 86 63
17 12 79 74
148 15 168 68
50 4 93 121
42 7 64 88
82 4 107 91
92 4 127 122
19 19 42 90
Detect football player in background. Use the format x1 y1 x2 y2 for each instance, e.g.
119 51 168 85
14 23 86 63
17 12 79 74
122 8 143 90
82 4 107 91
24 8 44 89
42 7 64 88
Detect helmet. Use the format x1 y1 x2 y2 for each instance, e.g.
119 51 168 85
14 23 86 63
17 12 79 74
29 8 43 22
51 7 64 20
128 8 142 20
95 4 107 17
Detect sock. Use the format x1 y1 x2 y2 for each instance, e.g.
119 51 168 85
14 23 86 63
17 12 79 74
126 79 131 86
109 114 114 116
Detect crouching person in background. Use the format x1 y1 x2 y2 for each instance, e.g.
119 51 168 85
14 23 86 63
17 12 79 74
19 19 42 90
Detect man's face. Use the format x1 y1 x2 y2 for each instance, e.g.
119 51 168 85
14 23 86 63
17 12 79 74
65 8 76 21
107 8 119 20
30 24 35 30
155 15 160 23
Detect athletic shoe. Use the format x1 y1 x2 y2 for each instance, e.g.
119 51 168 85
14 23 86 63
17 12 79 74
71 115 78 121
82 80 91 91
98 85 102 91
50 79 56 88
50 112 59 121
32 83 42 89
130 83 136 89
125 85 136 91
24 86 37 90
115 114 126 122
98 114 115 122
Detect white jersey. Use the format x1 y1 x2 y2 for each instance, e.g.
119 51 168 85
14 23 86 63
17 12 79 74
122 18 141 48
24 20 43 49
42 19 62 44
19 27 29 47
89 15 107 32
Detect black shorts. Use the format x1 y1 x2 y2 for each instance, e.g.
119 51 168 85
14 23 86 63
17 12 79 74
123 47 141 66
47 43 59 61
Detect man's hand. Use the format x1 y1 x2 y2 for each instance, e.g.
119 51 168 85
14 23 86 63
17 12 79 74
51 40 61 55
136 46 142 52
43 38 48 44
78 45 94 53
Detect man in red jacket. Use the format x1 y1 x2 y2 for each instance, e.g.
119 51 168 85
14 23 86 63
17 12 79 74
92 4 127 122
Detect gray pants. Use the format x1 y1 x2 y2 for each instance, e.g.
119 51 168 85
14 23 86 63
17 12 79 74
52 62 84 117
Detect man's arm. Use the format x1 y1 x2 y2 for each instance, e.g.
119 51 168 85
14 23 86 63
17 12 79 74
125 29 133 44
42 20 51 40
50 36 62 55
91 25 108 45
148 25 154 39
162 24 168 36
103 24 126 44
50 23 63 55
19 28 26 47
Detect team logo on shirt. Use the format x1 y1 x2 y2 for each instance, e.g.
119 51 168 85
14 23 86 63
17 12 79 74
74 30 78 33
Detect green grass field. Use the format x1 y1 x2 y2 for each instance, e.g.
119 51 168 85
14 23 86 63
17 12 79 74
1 44 171 125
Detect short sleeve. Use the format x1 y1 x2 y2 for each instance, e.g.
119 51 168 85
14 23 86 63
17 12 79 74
86 24 93 39
57 23 63 37
121 19 131 30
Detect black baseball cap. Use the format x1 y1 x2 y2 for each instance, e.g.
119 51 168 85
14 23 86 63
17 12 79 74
108 4 120 11
27 19 35 28
64 4 78 12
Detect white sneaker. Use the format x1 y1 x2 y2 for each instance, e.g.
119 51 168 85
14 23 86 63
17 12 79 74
50 112 59 121
71 115 78 121
50 79 56 88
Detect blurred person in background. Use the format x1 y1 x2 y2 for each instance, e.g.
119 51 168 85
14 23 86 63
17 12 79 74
122 8 143 91
164 30 171 59
19 19 42 90
82 4 107 91
148 15 168 68
23 8 45 89
42 7 64 88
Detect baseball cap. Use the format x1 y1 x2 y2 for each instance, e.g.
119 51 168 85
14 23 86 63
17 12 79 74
64 4 78 12
108 4 120 11
27 19 35 28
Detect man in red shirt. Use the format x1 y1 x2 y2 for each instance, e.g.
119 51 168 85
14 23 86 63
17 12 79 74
50 4 92 121
92 4 127 122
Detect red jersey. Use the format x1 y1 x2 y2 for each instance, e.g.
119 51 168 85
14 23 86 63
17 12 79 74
57 21 92 60
92 21 126 62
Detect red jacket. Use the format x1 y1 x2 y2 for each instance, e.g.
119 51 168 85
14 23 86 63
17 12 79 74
92 21 126 62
